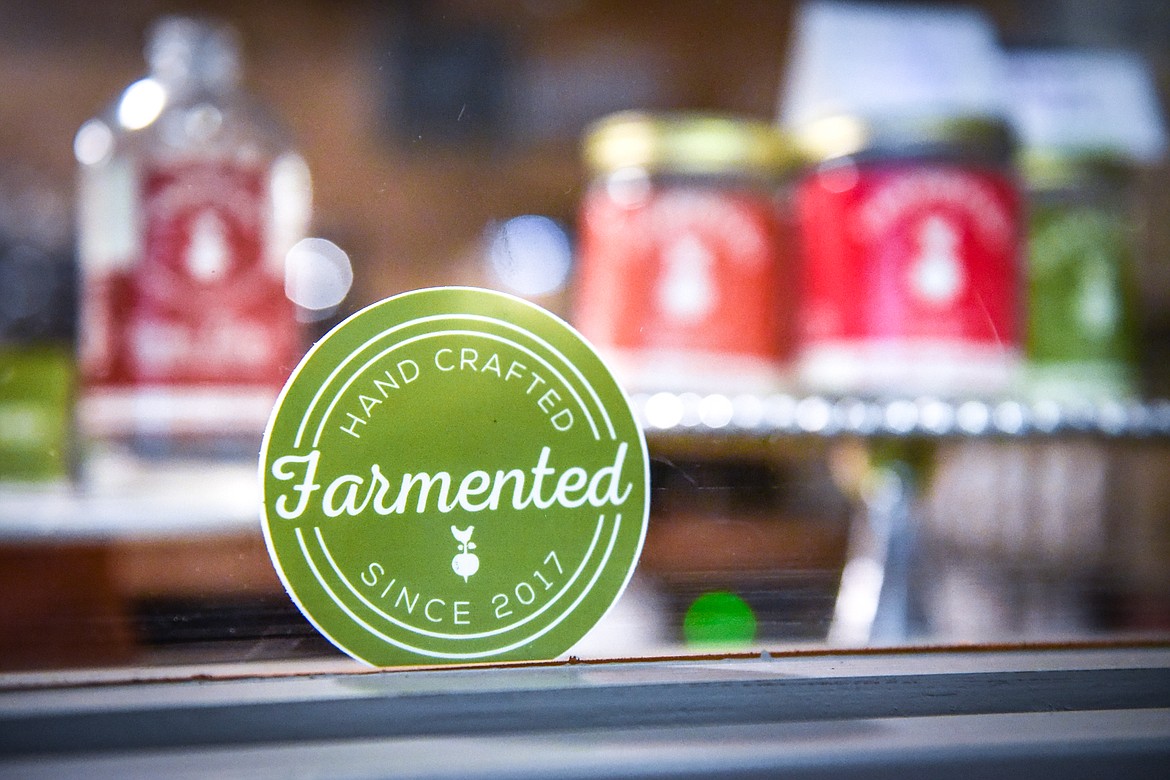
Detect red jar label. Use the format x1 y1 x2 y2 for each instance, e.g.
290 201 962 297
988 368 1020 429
575 186 792 387
797 164 1020 348
84 162 297 390
793 161 1021 398
80 161 300 437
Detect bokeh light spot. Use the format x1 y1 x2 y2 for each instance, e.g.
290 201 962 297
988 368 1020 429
117 78 167 130
683 590 757 647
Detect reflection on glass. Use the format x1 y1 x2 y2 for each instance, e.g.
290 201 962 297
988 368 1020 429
284 237 353 321
487 215 572 298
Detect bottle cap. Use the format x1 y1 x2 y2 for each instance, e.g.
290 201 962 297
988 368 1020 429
147 16 241 93
792 113 1015 167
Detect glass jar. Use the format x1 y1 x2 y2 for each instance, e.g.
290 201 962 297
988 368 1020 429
793 114 1022 398
574 112 799 395
1020 152 1140 402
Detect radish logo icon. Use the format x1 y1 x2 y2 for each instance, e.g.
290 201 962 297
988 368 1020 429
261 287 649 667
451 525 479 581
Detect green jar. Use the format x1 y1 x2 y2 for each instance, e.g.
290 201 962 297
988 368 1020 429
0 193 77 484
0 344 75 483
1022 153 1140 402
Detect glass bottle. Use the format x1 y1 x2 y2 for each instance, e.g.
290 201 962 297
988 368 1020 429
74 16 312 463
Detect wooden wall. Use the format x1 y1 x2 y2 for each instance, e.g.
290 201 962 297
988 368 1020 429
4 0 1170 387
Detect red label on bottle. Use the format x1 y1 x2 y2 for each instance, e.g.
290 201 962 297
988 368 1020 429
797 163 1020 348
576 187 793 368
89 162 297 390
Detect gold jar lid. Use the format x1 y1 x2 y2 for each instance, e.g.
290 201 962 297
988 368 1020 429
793 113 1015 166
1017 148 1135 192
583 111 798 177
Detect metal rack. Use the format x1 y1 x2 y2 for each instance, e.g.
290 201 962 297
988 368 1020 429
633 392 1170 646
631 391 1170 439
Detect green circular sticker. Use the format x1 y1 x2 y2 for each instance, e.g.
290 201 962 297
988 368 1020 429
260 287 649 666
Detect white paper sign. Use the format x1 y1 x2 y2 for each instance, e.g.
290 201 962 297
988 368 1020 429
779 1 1004 127
1004 49 1167 162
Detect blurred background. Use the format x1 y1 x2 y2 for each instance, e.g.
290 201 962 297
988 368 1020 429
2 0 1170 672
